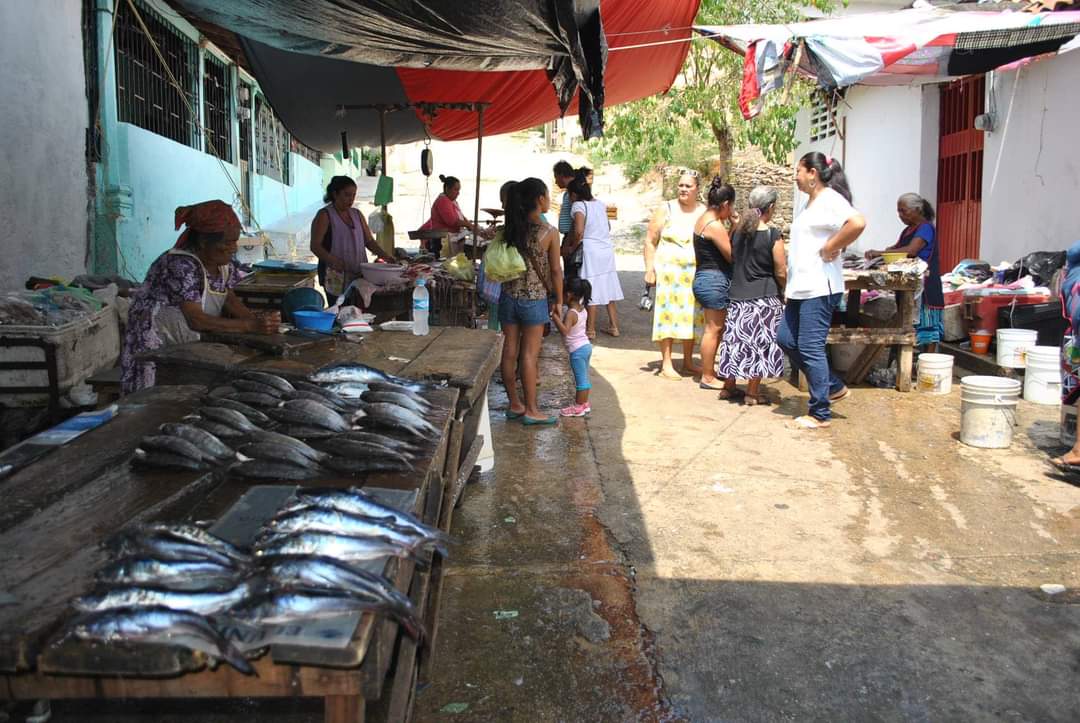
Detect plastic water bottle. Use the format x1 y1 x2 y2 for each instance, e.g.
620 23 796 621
412 278 430 335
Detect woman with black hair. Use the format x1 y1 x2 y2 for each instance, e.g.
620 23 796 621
499 178 564 426
566 173 622 338
692 178 736 391
865 193 943 349
418 174 492 256
310 175 392 296
778 152 866 429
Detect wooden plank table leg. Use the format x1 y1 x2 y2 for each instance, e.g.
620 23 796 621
845 288 862 327
896 290 915 392
325 694 365 723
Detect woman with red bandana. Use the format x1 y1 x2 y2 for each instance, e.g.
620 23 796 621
120 200 279 392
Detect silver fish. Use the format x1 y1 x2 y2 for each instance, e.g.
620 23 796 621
268 399 349 432
354 403 437 436
259 555 412 610
360 390 431 417
189 417 245 439
73 580 254 616
276 425 338 440
231 460 322 481
200 406 260 433
288 488 447 545
139 435 214 462
96 557 240 591
60 606 253 674
244 431 328 462
229 589 413 632
133 449 209 472
342 430 422 455
321 382 370 399
159 423 234 460
311 364 434 392
140 524 250 563
283 389 352 410
231 379 283 397
223 391 283 409
253 531 421 564
316 438 413 466
208 384 238 398
237 442 321 469
239 370 295 393
294 379 344 399
268 507 442 555
367 381 433 407
323 456 413 477
110 533 238 567
199 397 272 425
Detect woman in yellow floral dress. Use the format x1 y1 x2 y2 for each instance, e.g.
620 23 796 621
644 171 706 379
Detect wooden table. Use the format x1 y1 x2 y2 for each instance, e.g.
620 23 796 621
789 269 920 392
0 327 502 720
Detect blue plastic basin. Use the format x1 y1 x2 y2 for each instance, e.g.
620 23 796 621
292 309 336 332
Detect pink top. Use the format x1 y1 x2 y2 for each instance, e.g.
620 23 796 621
419 194 464 232
562 307 589 354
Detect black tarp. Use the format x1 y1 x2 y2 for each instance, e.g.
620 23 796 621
175 0 608 145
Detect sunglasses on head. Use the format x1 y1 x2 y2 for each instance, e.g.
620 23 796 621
678 168 700 178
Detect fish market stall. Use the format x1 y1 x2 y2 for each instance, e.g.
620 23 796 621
0 358 471 721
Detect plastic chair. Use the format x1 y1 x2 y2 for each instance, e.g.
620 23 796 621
281 287 325 323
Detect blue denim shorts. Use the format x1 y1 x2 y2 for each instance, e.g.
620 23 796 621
569 344 593 390
499 294 549 327
692 269 731 311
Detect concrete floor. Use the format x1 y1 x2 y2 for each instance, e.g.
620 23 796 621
414 265 1080 721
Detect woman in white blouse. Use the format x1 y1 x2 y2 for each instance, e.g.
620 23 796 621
566 174 623 338
778 152 866 429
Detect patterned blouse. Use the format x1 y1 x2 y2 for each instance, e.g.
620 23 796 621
502 221 554 301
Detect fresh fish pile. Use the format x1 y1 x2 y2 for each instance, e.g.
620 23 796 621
60 524 256 673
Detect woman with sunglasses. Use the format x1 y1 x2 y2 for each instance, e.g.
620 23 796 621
644 169 706 380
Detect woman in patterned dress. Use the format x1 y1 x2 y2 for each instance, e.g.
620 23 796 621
120 201 279 393
716 186 787 405
644 171 705 380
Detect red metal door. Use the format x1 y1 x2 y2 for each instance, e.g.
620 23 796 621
937 75 985 273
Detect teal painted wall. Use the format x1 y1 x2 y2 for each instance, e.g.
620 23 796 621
113 123 325 280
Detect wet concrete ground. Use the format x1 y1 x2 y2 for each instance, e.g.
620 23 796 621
414 264 1080 721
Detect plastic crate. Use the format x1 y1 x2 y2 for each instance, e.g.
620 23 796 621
0 305 120 406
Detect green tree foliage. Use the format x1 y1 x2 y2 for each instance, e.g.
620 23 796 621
588 0 832 181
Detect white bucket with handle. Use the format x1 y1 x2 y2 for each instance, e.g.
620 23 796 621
996 328 1037 368
917 353 954 395
960 375 1021 448
1023 346 1060 405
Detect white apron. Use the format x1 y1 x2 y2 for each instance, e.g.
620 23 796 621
153 249 230 346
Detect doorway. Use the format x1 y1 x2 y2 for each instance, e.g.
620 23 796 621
936 75 985 273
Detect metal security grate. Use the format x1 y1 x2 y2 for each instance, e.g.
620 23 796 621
808 94 836 143
238 82 252 163
114 0 198 148
955 23 1080 50
292 138 322 167
255 96 291 185
202 54 232 162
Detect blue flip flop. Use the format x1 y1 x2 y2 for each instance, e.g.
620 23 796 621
521 415 557 426
506 410 525 420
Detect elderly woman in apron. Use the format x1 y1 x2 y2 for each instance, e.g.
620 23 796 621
310 175 394 297
120 201 279 393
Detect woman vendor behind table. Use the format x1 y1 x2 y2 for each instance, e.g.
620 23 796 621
865 193 943 349
419 174 493 256
120 201 279 393
310 176 393 298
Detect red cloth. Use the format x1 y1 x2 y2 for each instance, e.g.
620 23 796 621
174 200 242 249
419 194 464 232
738 41 761 121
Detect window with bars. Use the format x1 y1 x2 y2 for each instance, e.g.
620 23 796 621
202 54 232 162
292 138 322 168
255 96 291 185
114 0 198 149
238 82 253 164
808 95 837 143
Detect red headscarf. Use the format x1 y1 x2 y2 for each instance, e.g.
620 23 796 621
174 200 242 249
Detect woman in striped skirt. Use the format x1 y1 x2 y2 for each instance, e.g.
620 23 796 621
716 186 787 405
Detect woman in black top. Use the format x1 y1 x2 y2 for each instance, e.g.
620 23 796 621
716 186 788 405
691 179 736 391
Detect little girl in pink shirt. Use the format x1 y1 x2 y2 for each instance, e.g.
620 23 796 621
550 278 593 417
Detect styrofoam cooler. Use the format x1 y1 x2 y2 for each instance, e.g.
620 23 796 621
0 305 120 406
1023 346 1060 405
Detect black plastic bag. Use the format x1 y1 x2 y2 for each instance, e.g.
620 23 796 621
1003 251 1066 286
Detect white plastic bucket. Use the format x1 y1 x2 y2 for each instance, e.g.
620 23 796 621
1062 403 1077 447
996 328 1038 368
917 353 954 395
960 375 1022 449
1023 346 1060 405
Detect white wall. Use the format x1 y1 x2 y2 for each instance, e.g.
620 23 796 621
981 51 1080 264
794 84 939 253
0 0 89 288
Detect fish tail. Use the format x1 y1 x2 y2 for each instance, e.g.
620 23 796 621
218 634 256 675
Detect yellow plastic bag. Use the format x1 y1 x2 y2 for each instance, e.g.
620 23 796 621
483 230 526 282
443 253 476 282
